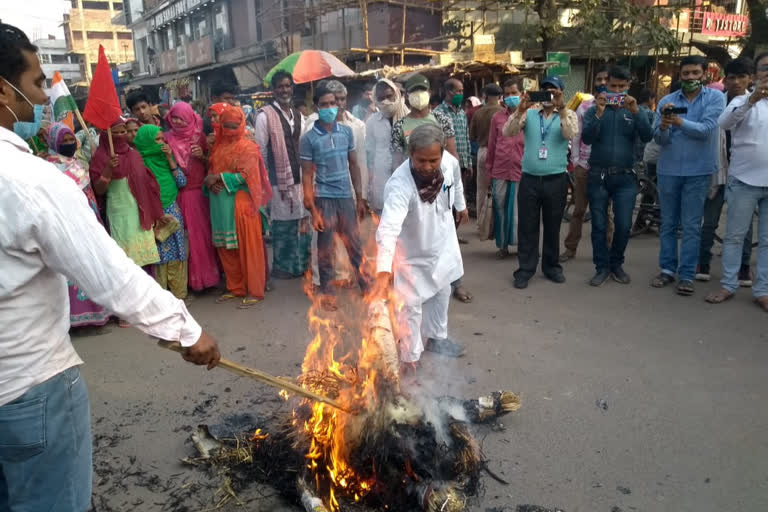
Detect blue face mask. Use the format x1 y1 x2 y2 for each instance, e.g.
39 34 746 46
13 104 44 141
1 77 46 141
318 106 339 124
504 96 520 109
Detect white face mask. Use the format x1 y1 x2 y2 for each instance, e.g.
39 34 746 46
376 100 397 118
408 90 430 110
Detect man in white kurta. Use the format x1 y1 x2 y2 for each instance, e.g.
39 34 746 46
374 124 468 364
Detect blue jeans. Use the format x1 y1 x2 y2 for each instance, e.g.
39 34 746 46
0 366 92 512
699 184 753 267
721 177 768 297
316 197 368 296
588 171 638 272
657 174 710 281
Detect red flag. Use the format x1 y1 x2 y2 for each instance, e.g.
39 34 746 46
83 45 122 130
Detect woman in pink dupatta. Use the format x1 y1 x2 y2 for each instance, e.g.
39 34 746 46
164 102 221 291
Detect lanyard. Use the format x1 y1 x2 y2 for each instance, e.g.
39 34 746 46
539 111 557 146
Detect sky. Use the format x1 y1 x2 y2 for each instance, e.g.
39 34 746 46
0 0 72 41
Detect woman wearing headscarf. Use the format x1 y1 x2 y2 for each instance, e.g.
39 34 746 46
45 122 111 328
164 101 220 292
90 118 164 269
365 78 409 214
204 106 272 308
134 124 189 300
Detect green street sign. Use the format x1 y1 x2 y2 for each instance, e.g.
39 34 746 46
547 52 571 77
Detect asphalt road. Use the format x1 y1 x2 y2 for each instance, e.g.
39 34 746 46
78 225 768 512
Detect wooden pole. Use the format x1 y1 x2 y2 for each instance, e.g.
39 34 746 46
107 127 114 156
157 340 350 412
361 0 370 63
73 108 96 151
400 1 407 65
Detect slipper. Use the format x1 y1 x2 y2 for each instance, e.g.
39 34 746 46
705 289 734 304
676 280 695 296
425 338 466 358
453 286 473 303
755 297 768 313
238 297 262 310
216 293 237 304
118 319 131 328
651 272 675 288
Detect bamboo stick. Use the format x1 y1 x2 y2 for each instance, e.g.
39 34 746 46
107 126 115 156
157 340 350 413
73 108 96 150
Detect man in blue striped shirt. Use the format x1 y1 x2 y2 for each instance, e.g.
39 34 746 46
650 56 726 296
301 83 369 310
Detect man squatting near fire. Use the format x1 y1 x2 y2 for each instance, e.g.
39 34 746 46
373 124 468 366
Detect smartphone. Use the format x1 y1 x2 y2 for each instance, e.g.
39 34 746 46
528 91 553 103
663 106 688 115
605 93 626 106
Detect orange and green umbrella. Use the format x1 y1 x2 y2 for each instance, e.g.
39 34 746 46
264 50 355 87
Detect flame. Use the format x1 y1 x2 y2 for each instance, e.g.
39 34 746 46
250 428 269 442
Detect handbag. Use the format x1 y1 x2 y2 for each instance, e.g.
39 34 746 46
154 215 181 242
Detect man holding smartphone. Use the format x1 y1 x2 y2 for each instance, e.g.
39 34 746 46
705 53 768 311
503 76 579 289
650 55 725 296
581 66 653 286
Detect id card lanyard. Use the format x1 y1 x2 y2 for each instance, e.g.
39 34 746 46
538 110 557 160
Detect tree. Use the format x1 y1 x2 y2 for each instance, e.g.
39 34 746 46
742 0 768 57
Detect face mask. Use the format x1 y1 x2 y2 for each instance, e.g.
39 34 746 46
681 79 702 93
408 90 430 110
2 78 45 140
58 142 77 158
377 100 397 118
504 96 520 109
451 93 464 107
318 106 339 124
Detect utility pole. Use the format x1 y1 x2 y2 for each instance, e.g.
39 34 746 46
361 0 370 63
400 1 407 65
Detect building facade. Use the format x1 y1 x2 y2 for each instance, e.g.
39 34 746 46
63 0 136 83
34 37 83 87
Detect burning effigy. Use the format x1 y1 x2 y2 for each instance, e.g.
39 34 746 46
178 290 520 512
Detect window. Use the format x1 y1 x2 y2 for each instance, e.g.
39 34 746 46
72 30 83 41
40 54 52 64
82 1 110 10
214 2 231 49
51 54 70 64
192 10 209 40
117 32 133 40
112 2 123 10
165 26 175 50
87 31 114 39
175 19 187 47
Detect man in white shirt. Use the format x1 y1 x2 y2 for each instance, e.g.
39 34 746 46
0 24 220 512
706 52 768 311
372 124 468 367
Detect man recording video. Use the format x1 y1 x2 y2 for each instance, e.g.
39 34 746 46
650 55 726 296
581 66 653 287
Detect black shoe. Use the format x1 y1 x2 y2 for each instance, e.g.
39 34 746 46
611 267 631 284
695 264 711 282
589 270 611 287
738 265 753 287
425 337 466 357
545 271 566 284
513 276 529 289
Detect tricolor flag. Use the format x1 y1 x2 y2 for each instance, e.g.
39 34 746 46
50 71 78 132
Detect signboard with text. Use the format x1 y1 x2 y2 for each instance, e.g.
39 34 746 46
546 52 570 77
701 13 748 37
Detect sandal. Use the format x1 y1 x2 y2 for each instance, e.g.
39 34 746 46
676 279 695 296
425 337 466 358
238 297 262 310
216 293 237 304
118 319 131 328
453 286 473 303
650 273 675 288
755 297 768 313
705 289 734 304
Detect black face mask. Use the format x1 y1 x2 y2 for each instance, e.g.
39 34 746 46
58 142 77 158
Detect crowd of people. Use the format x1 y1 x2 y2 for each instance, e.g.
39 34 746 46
14 49 768 330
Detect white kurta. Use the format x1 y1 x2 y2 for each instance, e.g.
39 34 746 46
365 112 395 213
376 152 465 362
377 151 466 303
